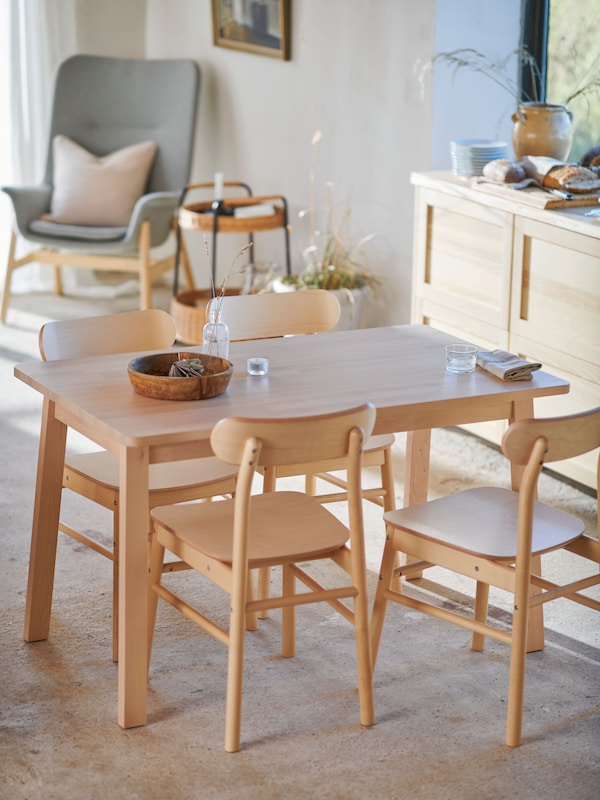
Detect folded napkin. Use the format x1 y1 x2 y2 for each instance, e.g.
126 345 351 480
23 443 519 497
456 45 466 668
476 349 542 381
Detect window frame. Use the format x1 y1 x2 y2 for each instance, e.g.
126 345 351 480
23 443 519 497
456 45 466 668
520 0 549 102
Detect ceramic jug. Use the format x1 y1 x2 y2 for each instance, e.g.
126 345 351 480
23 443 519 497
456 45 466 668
512 102 573 160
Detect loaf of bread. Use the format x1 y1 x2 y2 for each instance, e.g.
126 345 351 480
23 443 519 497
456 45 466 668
482 159 526 183
580 145 600 167
543 164 600 193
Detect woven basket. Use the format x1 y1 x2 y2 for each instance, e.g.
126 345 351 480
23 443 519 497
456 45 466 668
171 288 241 345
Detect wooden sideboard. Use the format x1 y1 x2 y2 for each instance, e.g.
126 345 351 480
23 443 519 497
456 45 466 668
411 171 600 489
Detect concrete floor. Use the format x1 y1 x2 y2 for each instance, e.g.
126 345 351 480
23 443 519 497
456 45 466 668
0 287 598 800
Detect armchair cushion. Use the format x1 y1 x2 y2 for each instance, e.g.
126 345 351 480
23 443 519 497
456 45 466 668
41 135 157 227
29 219 128 242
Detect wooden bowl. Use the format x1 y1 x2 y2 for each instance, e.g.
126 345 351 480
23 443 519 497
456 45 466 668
127 351 233 401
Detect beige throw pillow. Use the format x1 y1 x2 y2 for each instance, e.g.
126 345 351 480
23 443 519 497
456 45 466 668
42 135 157 226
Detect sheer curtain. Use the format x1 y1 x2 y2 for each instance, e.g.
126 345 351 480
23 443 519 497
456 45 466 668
0 0 76 293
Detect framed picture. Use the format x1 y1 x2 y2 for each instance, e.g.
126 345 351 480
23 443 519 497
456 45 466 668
211 0 291 60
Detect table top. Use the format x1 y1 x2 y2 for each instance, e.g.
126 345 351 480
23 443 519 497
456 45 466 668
14 325 569 448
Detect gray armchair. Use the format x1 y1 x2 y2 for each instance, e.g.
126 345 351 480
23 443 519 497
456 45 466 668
1 55 200 322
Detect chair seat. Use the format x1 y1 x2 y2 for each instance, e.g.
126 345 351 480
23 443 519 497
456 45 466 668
66 450 238 491
152 491 350 565
29 219 128 242
384 487 585 560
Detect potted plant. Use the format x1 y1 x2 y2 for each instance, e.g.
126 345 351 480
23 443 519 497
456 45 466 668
273 198 380 329
273 132 381 329
419 47 600 160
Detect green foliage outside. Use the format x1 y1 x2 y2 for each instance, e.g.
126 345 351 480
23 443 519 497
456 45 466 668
547 0 600 161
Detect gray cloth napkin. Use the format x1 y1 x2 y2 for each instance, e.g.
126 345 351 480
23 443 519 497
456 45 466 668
476 349 542 381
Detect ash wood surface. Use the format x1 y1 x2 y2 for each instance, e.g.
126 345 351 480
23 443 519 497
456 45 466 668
471 180 600 209
411 171 599 488
371 407 600 747
149 405 376 751
16 325 569 450
14 324 570 730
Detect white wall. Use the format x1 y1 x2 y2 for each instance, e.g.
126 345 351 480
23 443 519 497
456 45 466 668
73 0 520 325
75 0 146 57
431 0 522 167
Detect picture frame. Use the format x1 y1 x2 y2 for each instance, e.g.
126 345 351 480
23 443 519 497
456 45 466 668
211 0 291 61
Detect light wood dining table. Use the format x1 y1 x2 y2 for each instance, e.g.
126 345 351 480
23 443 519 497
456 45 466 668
14 324 569 729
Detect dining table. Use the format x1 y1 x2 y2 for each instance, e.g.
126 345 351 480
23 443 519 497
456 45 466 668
14 323 570 729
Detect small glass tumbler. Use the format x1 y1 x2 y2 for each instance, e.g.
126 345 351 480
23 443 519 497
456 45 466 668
445 344 477 373
247 357 269 376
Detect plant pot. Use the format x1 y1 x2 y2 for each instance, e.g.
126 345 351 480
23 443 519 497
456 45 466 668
511 103 573 160
329 287 370 331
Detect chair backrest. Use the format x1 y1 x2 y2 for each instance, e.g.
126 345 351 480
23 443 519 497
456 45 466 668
502 407 600 466
43 55 200 193
206 290 341 341
211 404 376 469
503 408 600 530
39 309 177 361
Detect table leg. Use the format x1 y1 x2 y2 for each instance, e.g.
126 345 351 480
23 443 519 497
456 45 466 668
404 429 431 507
24 398 67 642
118 445 150 728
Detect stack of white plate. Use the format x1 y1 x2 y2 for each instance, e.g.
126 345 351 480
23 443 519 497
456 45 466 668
450 139 508 177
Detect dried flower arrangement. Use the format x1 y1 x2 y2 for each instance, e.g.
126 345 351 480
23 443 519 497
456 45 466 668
281 131 380 292
206 236 252 313
417 47 600 110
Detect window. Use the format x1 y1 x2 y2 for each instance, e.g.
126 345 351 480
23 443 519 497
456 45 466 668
522 0 599 161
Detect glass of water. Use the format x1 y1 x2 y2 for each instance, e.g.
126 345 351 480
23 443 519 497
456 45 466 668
445 344 477 373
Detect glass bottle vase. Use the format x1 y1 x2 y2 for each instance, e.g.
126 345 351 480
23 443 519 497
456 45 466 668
202 305 230 360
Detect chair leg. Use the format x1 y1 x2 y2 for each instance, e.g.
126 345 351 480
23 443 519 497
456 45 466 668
138 220 153 310
1 231 18 323
472 581 490 651
370 527 397 669
112 508 120 662
381 446 396 513
53 265 63 295
224 571 248 753
305 473 317 495
257 466 277 619
379 445 403 592
505 576 531 746
147 535 165 675
281 564 295 657
352 563 375 728
245 570 259 632
526 555 544 653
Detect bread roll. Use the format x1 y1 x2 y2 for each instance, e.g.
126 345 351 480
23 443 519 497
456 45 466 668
483 159 526 183
543 164 600 193
580 145 600 167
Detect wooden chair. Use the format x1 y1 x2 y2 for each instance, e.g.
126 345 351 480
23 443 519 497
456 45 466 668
370 407 600 747
148 404 376 752
39 309 238 661
209 290 396 510
210 290 397 612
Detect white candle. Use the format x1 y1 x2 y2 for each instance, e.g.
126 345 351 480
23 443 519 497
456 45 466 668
214 171 224 200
